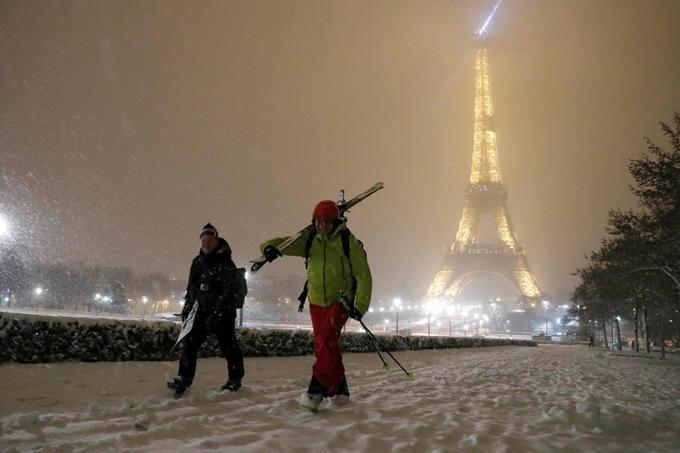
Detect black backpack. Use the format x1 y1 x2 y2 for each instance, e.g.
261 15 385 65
296 227 365 312
234 267 248 309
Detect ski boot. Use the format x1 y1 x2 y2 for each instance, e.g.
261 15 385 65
167 376 192 395
220 379 242 392
331 377 350 406
300 392 323 412
301 376 326 411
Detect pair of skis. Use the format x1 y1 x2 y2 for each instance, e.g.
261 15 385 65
249 181 384 273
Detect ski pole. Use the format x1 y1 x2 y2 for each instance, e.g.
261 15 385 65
339 293 412 378
343 300 389 369
364 329 390 370
358 319 413 379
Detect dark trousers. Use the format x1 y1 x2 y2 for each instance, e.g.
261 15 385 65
178 311 244 383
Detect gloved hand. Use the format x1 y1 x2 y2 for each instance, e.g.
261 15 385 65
340 299 363 320
263 245 282 263
346 306 363 321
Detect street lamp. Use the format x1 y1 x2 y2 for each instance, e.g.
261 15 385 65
34 287 43 296
393 298 402 335
542 300 550 335
0 217 13 305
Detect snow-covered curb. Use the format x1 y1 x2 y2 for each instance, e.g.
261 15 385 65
0 313 535 363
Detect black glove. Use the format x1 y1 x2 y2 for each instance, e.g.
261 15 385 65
341 300 363 320
263 245 282 263
348 306 363 320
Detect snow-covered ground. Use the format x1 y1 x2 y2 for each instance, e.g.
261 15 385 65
1 345 679 452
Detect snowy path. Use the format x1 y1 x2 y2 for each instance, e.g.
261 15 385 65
1 345 679 452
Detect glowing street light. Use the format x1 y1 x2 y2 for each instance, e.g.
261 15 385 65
393 298 402 335
542 300 550 335
34 287 43 296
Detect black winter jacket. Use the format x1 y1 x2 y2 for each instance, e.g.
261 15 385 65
183 237 238 318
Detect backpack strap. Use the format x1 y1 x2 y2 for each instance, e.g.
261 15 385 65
297 228 317 312
341 228 352 270
341 228 359 300
303 228 317 270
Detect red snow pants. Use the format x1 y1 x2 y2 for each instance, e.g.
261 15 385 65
310 301 349 394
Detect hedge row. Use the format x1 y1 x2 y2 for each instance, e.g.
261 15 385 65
0 314 535 363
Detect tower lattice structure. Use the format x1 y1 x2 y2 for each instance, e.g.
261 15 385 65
426 34 542 303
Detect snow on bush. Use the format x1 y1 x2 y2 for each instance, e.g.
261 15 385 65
0 313 534 363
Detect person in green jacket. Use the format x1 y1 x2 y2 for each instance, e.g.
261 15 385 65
260 200 372 411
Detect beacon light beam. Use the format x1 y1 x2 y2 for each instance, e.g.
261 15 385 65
477 0 503 35
431 0 504 116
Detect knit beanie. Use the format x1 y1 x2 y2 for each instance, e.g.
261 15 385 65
199 223 219 239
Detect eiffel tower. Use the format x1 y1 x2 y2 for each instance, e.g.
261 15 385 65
425 31 542 304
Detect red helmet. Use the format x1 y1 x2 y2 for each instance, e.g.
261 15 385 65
312 200 340 220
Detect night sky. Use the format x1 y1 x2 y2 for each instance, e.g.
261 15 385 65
1 0 679 302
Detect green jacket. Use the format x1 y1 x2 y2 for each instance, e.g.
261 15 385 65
260 222 372 314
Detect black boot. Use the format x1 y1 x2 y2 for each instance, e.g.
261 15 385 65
167 376 192 395
221 379 241 392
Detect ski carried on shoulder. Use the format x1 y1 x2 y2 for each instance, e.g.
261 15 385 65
249 181 384 273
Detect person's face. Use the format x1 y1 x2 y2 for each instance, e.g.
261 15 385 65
314 217 334 236
201 234 218 254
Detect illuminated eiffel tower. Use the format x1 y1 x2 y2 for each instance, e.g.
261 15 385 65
425 31 542 304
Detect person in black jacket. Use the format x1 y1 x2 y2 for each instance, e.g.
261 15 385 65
167 223 245 395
